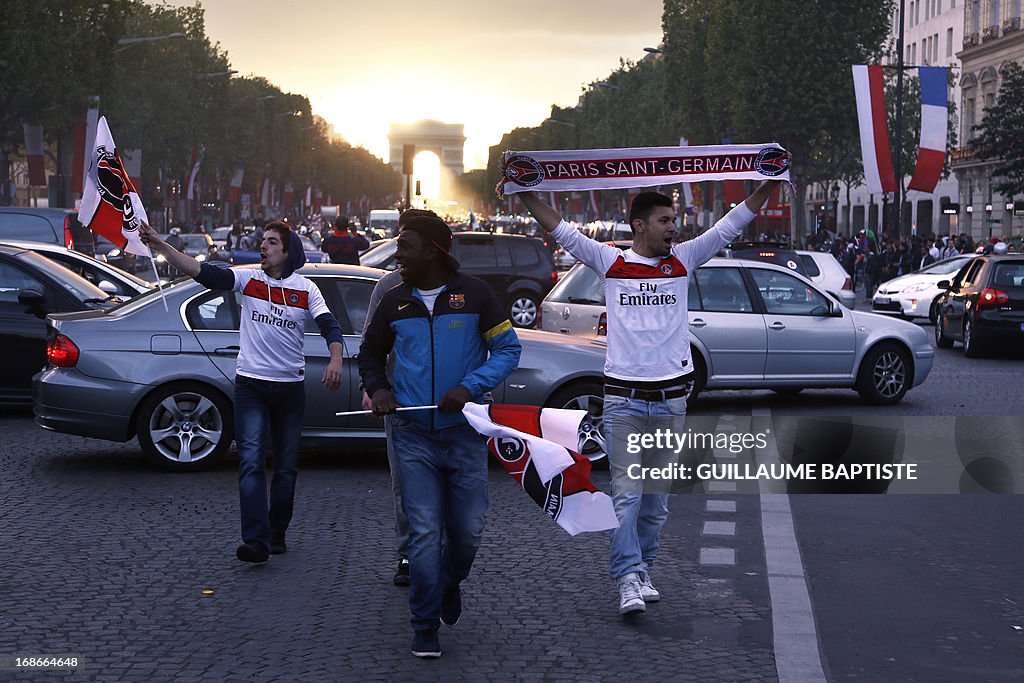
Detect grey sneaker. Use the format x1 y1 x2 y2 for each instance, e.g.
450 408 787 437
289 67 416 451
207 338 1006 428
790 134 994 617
637 570 660 602
617 573 646 615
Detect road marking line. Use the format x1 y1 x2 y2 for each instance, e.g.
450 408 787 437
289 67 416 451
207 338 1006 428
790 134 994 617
707 481 737 493
752 406 827 683
703 521 736 536
706 500 736 513
699 547 735 566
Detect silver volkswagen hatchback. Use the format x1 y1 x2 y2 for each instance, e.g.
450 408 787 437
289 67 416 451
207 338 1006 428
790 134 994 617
541 257 934 405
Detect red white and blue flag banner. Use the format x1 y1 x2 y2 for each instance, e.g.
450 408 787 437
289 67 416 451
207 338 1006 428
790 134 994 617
462 403 619 536
186 146 204 201
908 66 949 193
229 162 245 204
501 143 791 195
22 123 46 187
78 116 151 257
852 65 897 195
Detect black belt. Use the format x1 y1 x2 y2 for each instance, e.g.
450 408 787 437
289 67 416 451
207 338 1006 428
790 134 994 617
604 385 690 402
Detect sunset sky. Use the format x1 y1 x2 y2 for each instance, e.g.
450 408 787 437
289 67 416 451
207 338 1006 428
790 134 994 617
166 0 663 170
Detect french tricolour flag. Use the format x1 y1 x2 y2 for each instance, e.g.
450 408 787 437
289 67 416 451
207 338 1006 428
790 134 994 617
908 66 949 193
852 65 897 195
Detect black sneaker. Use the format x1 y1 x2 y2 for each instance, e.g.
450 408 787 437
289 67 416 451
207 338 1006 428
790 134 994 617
270 530 287 555
440 584 462 627
236 541 269 563
410 629 441 658
393 558 410 586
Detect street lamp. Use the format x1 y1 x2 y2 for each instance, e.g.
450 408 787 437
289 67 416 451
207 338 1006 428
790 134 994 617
830 183 840 234
115 32 185 52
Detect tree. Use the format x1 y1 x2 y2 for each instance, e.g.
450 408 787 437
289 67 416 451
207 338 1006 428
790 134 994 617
972 62 1024 198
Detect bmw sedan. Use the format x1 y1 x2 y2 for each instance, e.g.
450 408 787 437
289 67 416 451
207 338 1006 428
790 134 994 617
541 258 934 405
33 264 609 472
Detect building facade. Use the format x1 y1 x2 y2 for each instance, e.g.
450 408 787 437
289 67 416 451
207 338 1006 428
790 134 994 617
952 0 1024 241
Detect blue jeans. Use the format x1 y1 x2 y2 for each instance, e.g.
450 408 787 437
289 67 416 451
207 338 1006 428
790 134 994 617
384 415 410 559
603 392 688 581
391 417 488 633
234 375 306 552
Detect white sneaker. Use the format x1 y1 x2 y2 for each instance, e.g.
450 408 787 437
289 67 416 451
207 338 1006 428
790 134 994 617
617 573 646 615
637 570 660 602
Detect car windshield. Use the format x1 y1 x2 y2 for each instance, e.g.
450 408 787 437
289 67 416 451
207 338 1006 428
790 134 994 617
106 275 195 316
546 263 604 305
182 235 212 247
360 238 397 270
919 255 973 275
16 249 112 302
992 261 1024 288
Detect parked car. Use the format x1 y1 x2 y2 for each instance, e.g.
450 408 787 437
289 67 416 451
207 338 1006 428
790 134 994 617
0 207 93 250
0 244 122 403
540 257 934 405
360 232 557 328
872 254 975 323
1 240 152 299
33 264 609 471
724 241 810 277
933 254 1024 357
796 250 856 309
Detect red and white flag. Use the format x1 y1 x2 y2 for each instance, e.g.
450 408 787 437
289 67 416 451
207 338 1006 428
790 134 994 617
229 161 245 204
852 65 897 195
186 146 204 201
22 123 46 187
462 403 619 536
908 66 949 193
78 116 151 257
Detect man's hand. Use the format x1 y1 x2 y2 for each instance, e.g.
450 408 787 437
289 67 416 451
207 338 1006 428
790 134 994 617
139 222 166 252
438 385 472 413
371 388 397 417
361 392 372 411
744 180 784 212
321 357 343 391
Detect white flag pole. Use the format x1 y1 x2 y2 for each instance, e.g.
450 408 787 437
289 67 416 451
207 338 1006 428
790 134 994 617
148 255 168 312
334 405 436 417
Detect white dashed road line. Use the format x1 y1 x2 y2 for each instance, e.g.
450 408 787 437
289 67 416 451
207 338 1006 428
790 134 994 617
752 406 827 683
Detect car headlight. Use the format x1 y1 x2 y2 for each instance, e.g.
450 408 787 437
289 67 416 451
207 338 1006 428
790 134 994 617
155 254 166 263
196 253 206 262
107 248 121 258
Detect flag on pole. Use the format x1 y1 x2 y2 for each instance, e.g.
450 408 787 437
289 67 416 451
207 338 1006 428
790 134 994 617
228 162 244 204
851 65 897 195
186 146 204 201
78 116 151 257
908 66 949 193
71 97 100 194
22 123 46 187
121 149 142 190
462 403 619 536
305 184 312 207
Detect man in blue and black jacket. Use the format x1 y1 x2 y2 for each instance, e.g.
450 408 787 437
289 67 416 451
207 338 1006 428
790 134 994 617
358 215 521 659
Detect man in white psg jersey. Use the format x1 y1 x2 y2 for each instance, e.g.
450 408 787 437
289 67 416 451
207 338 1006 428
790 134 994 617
511 180 781 616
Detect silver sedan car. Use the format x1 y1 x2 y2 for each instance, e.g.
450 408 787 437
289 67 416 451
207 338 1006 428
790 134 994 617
33 264 609 472
541 257 934 405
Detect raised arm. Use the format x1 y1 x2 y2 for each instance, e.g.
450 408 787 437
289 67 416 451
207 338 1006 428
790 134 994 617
744 180 783 213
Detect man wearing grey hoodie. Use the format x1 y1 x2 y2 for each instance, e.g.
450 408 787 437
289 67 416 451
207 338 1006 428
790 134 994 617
140 220 344 563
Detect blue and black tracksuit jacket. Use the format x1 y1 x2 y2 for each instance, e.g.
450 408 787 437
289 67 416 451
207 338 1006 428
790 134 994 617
357 272 522 431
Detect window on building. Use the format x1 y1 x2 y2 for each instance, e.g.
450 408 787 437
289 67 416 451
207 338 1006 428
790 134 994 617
971 0 980 33
910 1 916 25
947 28 954 55
966 97 975 140
988 0 999 27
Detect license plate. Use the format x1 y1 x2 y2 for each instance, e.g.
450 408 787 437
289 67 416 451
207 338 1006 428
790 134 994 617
875 297 891 305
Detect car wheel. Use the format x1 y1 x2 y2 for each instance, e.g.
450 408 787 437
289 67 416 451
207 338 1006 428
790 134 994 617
547 382 606 461
136 383 233 472
856 343 911 405
934 315 954 348
689 349 707 402
928 297 941 325
962 317 982 358
508 293 539 328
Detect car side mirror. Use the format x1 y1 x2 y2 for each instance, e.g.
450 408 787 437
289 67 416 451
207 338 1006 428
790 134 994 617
17 287 47 318
809 303 831 317
98 280 118 294
936 279 950 290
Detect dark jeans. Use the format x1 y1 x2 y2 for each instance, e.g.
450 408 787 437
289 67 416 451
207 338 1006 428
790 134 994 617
234 375 305 552
391 417 488 633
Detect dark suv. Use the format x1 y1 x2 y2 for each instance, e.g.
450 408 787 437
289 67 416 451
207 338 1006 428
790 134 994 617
360 232 557 328
934 254 1024 357
0 207 138 273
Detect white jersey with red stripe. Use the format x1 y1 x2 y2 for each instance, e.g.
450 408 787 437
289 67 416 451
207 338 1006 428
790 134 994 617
231 269 332 382
551 203 756 384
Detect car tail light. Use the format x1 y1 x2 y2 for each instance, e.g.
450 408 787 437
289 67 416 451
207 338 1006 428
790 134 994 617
597 312 607 336
842 276 853 291
551 270 559 285
759 251 776 257
976 287 1009 311
63 214 75 250
47 334 80 367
